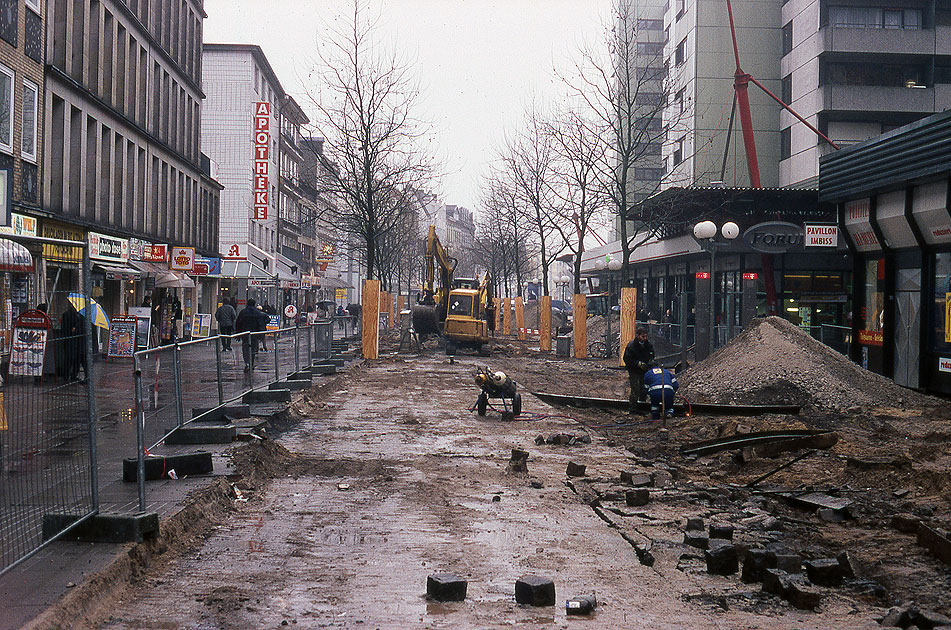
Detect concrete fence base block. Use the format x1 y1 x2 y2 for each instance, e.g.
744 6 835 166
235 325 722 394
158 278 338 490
310 364 337 375
122 452 214 481
426 574 467 601
164 424 237 445
43 512 159 544
332 352 355 361
243 389 292 403
191 405 251 422
287 371 313 381
515 575 555 606
269 380 310 391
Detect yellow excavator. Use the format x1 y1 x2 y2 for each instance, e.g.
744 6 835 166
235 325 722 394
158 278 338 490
412 225 495 355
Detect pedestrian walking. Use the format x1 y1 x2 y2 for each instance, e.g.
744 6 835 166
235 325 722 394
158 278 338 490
215 297 237 351
622 327 654 412
259 301 271 351
644 366 679 420
234 298 269 372
60 302 86 382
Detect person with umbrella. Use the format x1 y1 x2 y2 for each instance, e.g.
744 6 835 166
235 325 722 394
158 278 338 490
61 301 86 382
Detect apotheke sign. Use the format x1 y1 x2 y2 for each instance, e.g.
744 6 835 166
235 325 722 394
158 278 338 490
88 231 129 262
742 222 803 253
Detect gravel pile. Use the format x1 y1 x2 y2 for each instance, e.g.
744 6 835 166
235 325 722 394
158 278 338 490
678 316 936 411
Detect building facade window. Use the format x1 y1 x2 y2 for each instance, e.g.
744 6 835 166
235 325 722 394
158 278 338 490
782 74 792 104
673 136 685 165
0 64 13 154
829 6 921 30
637 41 664 56
675 87 685 113
676 0 685 19
780 127 791 160
0 0 15 46
638 19 664 31
21 80 37 162
782 22 793 56
675 37 686 65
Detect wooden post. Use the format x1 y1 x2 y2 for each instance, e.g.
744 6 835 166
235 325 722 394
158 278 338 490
362 279 380 359
515 297 525 340
494 297 502 331
539 295 552 352
620 287 638 367
573 293 587 358
396 295 404 327
503 297 512 336
389 291 396 326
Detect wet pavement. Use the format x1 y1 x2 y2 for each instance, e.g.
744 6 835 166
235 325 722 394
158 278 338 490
92 353 878 629
0 327 336 630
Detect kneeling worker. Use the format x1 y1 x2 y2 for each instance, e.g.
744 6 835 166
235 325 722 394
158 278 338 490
644 366 679 420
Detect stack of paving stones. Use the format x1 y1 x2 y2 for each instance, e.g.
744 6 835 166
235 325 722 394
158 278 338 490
680 517 861 611
534 432 591 446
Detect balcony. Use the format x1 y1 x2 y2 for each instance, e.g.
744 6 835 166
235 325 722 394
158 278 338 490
820 26 934 56
820 84 936 114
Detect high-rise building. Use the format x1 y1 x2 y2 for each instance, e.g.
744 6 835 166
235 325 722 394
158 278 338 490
201 43 304 306
43 0 221 321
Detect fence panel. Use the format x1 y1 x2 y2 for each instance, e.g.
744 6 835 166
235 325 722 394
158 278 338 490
0 262 97 575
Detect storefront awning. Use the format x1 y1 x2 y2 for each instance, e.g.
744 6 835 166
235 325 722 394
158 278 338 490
220 259 274 279
154 271 194 288
93 262 141 281
0 238 33 273
129 260 169 275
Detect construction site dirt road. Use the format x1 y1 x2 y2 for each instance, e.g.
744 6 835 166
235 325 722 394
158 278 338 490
29 321 951 629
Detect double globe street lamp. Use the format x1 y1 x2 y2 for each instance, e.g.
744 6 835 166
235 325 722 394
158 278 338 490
692 220 739 359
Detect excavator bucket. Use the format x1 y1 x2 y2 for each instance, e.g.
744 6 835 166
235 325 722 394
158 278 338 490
412 304 441 336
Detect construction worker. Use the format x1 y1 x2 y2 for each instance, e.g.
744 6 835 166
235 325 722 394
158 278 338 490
623 327 654 411
644 366 679 420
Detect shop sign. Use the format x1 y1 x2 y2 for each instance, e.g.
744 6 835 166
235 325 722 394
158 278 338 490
42 221 84 263
280 280 300 289
192 256 221 276
141 243 167 262
804 224 838 248
335 288 347 300
0 213 37 237
253 102 270 221
170 247 195 272
222 242 248 260
858 329 883 346
843 198 880 252
742 222 803 253
88 231 129 263
129 238 144 260
742 272 758 280
939 357 951 373
248 278 277 287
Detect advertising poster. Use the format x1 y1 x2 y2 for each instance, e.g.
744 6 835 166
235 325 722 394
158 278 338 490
946 293 951 344
267 315 280 331
128 307 151 349
9 310 51 377
106 316 138 359
191 313 212 338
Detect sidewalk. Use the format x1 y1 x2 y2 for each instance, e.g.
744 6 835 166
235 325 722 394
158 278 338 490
0 326 347 630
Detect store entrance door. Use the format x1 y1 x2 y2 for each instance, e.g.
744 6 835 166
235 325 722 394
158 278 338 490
894 268 921 388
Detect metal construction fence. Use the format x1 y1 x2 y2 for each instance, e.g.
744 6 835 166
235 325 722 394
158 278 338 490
129 323 331 513
0 242 98 576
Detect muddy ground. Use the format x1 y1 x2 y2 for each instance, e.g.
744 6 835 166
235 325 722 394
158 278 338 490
32 332 951 629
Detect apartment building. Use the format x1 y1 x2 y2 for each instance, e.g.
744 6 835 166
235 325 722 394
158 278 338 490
44 0 221 322
201 43 303 306
0 0 45 354
782 0 951 186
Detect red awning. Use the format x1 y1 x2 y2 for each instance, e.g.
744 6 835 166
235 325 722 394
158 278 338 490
0 238 33 273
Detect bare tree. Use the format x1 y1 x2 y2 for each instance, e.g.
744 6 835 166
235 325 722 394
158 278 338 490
545 108 609 295
474 179 534 300
303 0 435 280
496 108 565 295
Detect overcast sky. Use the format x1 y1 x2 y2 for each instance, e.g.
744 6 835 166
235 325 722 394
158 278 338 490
203 0 612 214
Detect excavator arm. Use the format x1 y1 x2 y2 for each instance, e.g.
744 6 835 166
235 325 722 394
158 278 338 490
414 225 457 336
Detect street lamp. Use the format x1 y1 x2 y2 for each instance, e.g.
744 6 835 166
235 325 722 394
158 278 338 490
558 275 571 301
692 220 739 359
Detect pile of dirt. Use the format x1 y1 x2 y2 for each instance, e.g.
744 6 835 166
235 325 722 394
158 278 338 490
678 316 938 411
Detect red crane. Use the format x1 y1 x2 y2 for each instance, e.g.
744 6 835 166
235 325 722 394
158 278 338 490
723 0 839 313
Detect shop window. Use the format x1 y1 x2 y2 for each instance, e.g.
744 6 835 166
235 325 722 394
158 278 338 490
861 258 885 338
933 252 951 352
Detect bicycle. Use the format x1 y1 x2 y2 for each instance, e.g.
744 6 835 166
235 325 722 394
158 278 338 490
588 331 620 358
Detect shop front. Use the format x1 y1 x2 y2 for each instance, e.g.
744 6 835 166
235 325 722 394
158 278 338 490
41 220 85 317
820 109 951 394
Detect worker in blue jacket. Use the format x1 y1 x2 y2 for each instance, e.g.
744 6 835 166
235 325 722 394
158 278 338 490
643 366 679 420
